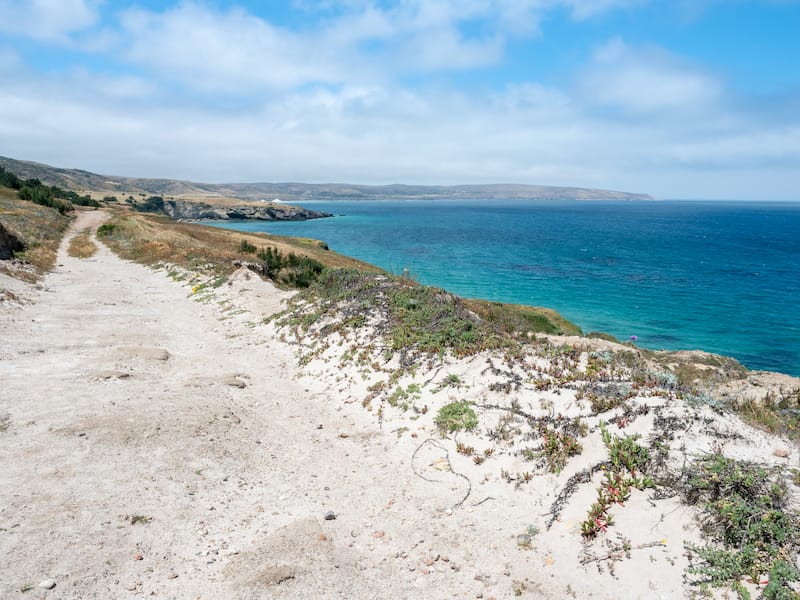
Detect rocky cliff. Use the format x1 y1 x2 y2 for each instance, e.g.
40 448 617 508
134 198 332 221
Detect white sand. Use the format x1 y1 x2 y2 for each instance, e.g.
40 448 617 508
1 211 798 599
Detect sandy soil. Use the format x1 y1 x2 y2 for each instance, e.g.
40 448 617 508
2 211 798 599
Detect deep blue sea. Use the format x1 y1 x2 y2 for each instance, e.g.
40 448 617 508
208 200 800 376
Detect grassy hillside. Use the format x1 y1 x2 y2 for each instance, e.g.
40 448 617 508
97 209 381 284
0 156 653 202
0 187 71 280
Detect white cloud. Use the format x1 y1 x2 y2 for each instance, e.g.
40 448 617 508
564 0 647 19
121 4 345 91
117 0 647 94
1 2 799 200
0 0 99 43
580 38 722 114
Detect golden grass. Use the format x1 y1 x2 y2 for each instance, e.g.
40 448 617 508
0 187 71 281
97 208 381 279
465 298 582 337
67 229 98 258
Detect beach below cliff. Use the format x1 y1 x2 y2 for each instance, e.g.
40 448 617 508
2 211 799 599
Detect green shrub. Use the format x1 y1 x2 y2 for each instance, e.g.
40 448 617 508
256 246 325 288
96 223 117 237
539 427 583 473
239 239 257 253
684 453 800 598
435 401 478 433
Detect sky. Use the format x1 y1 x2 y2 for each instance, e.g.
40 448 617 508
1 1 799 199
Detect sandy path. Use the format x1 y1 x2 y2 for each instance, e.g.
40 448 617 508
2 211 568 599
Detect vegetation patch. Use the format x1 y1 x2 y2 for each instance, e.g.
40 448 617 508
734 390 800 442
465 299 581 338
277 269 580 364
96 210 375 288
581 423 654 538
0 186 71 279
539 426 583 474
684 452 800 598
1 164 99 213
436 401 478 434
67 229 98 258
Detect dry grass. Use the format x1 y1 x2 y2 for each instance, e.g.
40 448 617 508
465 299 581 338
97 208 380 280
67 229 98 258
0 187 71 281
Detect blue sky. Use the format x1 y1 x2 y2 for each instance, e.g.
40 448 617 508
1 1 799 199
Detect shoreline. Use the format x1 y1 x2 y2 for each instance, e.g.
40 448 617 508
3 210 800 598
205 208 799 379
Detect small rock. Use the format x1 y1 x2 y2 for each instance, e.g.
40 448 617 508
516 534 532 546
167 572 178 579
774 448 791 458
134 552 143 561
38 579 56 590
324 511 337 521
318 534 328 541
223 376 247 389
372 530 385 539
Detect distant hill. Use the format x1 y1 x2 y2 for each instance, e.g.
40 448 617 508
0 156 653 202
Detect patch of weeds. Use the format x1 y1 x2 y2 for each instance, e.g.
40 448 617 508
581 423 654 538
735 389 800 441
96 222 116 236
540 426 583 474
435 401 478 434
239 239 257 253
456 441 475 456
257 246 325 288
128 515 153 525
387 383 422 411
67 229 98 258
434 373 464 393
684 452 800 598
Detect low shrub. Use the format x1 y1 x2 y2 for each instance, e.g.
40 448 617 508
684 453 800 598
435 401 478 434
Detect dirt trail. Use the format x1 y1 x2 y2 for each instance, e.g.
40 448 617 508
1 211 562 599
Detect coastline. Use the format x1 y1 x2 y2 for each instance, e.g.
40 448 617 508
206 199 800 378
3 210 800 598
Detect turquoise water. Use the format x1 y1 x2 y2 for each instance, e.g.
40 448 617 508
208 200 800 376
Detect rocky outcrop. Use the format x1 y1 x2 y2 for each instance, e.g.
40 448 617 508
133 197 331 221
0 223 24 259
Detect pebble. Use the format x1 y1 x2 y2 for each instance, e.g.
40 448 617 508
324 511 337 520
38 579 56 590
516 534 531 546
372 530 385 538
134 552 143 561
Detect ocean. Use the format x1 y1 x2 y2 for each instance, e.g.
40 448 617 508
207 199 800 377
